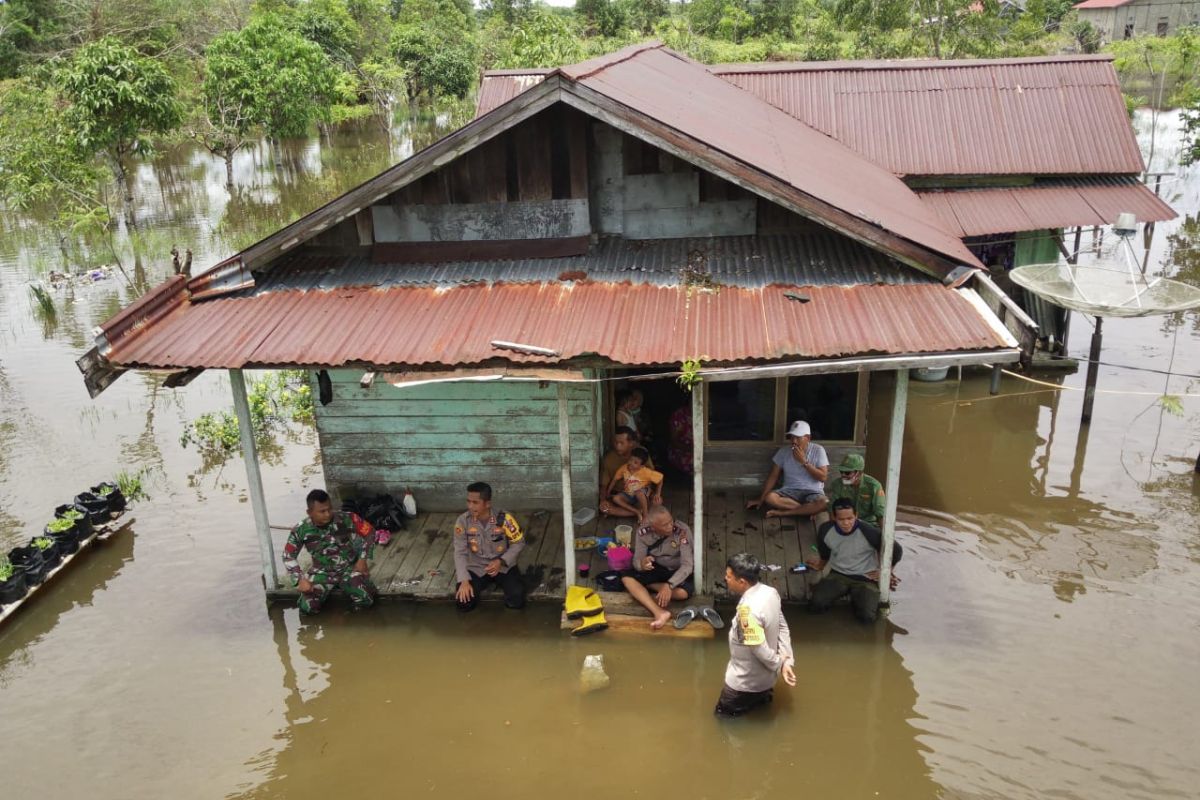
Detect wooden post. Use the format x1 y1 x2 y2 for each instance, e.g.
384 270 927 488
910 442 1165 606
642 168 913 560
1081 316 1103 424
878 369 908 607
230 369 278 590
691 383 705 597
558 383 576 585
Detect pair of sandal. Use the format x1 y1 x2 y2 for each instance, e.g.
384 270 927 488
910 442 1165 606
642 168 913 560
673 605 724 630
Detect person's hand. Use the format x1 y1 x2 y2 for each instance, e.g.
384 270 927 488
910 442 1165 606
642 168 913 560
455 581 474 603
485 558 502 577
804 556 823 570
652 492 663 506
354 559 368 575
792 443 808 465
781 662 797 687
297 577 313 594
655 585 672 607
745 498 762 510
641 556 655 571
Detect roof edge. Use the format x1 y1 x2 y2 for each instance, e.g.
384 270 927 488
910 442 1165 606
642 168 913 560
711 53 1115 74
559 40 664 81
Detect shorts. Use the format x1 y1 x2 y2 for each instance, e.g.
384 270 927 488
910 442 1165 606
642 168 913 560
777 487 826 504
620 564 694 597
714 684 775 718
614 488 652 505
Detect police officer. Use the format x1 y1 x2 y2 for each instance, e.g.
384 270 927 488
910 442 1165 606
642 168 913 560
620 505 695 629
453 481 527 611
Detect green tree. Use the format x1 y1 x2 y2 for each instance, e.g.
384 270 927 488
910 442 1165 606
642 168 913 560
617 0 669 35
392 0 477 100
55 37 182 227
577 0 628 38
1181 87 1200 165
486 6 586 69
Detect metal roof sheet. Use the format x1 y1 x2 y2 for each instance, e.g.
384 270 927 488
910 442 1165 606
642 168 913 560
558 45 977 266
1073 0 1132 8
916 177 1176 237
104 281 1010 371
476 54 1145 176
255 235 926 293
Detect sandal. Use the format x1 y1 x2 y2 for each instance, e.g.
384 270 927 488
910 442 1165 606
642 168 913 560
672 606 698 629
699 606 725 629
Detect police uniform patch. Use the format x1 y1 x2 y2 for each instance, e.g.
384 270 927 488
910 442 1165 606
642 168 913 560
737 605 765 646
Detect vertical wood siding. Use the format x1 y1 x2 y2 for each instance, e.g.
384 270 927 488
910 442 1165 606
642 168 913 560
314 370 600 511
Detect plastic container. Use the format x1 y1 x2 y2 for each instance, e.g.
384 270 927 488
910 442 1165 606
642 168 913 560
594 537 615 555
579 654 610 692
578 563 590 578
614 524 633 546
572 507 596 526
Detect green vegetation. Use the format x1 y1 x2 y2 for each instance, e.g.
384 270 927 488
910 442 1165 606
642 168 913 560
60 508 85 522
0 556 14 582
28 284 55 317
46 517 75 533
32 535 55 550
180 370 314 457
115 469 150 503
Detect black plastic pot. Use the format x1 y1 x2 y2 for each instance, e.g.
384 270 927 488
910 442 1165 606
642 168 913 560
55 503 94 538
9 546 47 586
91 482 127 514
30 538 62 570
46 528 80 556
0 566 26 604
74 492 111 525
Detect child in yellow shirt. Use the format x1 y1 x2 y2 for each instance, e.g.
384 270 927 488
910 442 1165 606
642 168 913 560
604 447 664 521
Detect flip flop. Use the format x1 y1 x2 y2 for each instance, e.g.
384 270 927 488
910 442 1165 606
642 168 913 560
672 606 698 629
699 606 725 629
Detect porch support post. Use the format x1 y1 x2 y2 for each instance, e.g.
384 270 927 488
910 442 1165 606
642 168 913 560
230 369 278 590
691 384 705 596
558 383 576 584
878 368 908 607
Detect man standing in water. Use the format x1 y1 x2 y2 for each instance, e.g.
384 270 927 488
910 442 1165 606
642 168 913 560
715 552 795 718
454 481 527 611
806 498 902 623
745 421 829 519
283 489 377 615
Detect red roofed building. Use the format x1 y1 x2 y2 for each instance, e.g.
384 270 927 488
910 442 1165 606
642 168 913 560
1073 0 1200 41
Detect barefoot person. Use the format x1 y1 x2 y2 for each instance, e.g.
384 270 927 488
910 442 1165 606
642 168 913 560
599 427 654 515
604 446 663 521
620 505 694 629
745 420 829 519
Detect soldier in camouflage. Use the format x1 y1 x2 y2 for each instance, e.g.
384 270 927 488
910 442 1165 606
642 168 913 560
454 481 527 611
283 489 377 615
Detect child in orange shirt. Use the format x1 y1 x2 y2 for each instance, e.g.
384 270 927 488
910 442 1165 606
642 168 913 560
605 446 664 521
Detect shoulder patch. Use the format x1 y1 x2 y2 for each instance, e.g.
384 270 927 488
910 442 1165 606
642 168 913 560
454 525 464 536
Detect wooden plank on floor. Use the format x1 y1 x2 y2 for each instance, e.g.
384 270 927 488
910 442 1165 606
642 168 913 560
368 513 427 584
703 488 732 601
410 513 455 597
532 512 567 599
782 514 810 602
385 512 444 593
559 612 715 638
796 514 823 601
763 515 793 601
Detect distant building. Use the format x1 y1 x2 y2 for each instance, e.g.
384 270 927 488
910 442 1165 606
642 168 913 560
1073 0 1200 41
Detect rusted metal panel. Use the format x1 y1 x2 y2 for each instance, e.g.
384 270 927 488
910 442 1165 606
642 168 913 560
476 70 552 117
104 281 1010 371
917 178 1176 237
714 55 1144 176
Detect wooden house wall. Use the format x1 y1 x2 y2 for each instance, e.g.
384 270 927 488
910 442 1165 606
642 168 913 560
313 370 601 511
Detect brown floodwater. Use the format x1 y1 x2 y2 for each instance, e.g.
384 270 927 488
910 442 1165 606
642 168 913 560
0 110 1197 800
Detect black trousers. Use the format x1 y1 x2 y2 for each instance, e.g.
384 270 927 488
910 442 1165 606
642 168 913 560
713 684 774 718
457 566 526 611
808 570 880 622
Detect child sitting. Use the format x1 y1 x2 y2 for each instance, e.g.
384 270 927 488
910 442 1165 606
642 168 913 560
604 446 664 521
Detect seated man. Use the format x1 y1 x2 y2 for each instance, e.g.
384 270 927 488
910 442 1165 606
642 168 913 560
745 420 829 519
805 498 903 623
620 505 694 629
454 481 526 612
828 453 885 527
599 426 653 515
283 489 377 615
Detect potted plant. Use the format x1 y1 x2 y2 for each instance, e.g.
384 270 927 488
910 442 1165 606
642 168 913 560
92 481 127 514
30 535 62 570
9 545 47 586
55 503 94 539
45 516 81 556
0 555 27 605
73 491 111 524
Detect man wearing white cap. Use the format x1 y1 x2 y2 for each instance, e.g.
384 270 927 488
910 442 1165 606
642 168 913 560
745 420 829 519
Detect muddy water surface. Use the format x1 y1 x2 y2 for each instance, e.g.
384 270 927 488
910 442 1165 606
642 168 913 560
0 112 1198 800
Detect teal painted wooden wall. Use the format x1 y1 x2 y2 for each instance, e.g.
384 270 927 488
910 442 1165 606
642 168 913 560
313 370 600 511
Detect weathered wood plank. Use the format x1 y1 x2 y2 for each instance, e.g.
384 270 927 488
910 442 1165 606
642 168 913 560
371 199 589 243
762 516 791 601
566 107 588 200
321 445 596 468
384 512 444 592
313 398 593 417
704 489 732 601
318 432 595 451
327 465 595 484
403 513 455 595
315 415 596 435
515 118 552 201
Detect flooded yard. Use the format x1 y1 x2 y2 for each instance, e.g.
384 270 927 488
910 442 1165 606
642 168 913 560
0 111 1197 799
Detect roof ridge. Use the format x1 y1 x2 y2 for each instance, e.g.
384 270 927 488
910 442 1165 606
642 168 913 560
711 54 1115 74
560 40 665 81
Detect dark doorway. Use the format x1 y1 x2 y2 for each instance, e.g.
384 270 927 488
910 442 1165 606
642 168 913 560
611 370 694 482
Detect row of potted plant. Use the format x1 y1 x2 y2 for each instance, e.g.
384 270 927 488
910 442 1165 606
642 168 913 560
0 481 128 609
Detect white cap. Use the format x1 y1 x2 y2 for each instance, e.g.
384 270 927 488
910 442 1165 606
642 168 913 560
786 420 811 438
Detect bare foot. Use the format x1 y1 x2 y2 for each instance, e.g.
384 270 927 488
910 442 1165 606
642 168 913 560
764 509 783 518
650 610 671 630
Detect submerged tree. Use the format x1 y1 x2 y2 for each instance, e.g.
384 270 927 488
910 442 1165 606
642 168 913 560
392 0 478 101
55 37 182 228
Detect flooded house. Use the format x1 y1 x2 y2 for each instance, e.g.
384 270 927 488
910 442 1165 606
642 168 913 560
480 53 1176 360
82 44 1064 603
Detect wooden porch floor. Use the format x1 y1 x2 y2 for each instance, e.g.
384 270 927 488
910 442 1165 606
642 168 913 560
269 489 823 606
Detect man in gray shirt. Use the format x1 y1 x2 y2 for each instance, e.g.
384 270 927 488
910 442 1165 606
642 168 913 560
806 497 903 622
745 420 829 519
714 552 796 718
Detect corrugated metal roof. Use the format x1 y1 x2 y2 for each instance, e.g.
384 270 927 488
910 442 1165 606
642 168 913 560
1073 0 1131 8
474 69 551 118
714 56 1144 176
558 45 977 267
477 54 1144 176
103 281 1009 370
255 235 926 293
916 177 1176 237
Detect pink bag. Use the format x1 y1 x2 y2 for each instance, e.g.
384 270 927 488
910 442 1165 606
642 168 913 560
606 545 633 572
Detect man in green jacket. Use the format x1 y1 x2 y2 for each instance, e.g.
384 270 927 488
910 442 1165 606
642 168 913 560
827 453 885 526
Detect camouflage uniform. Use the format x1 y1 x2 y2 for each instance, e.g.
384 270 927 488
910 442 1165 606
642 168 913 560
284 511 377 614
828 473 886 526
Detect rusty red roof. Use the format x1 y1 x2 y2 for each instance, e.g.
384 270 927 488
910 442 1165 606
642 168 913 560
916 177 1176 238
477 54 1144 177
102 281 1011 371
1073 0 1131 8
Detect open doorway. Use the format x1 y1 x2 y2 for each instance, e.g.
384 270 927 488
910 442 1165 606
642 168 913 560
610 369 694 483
